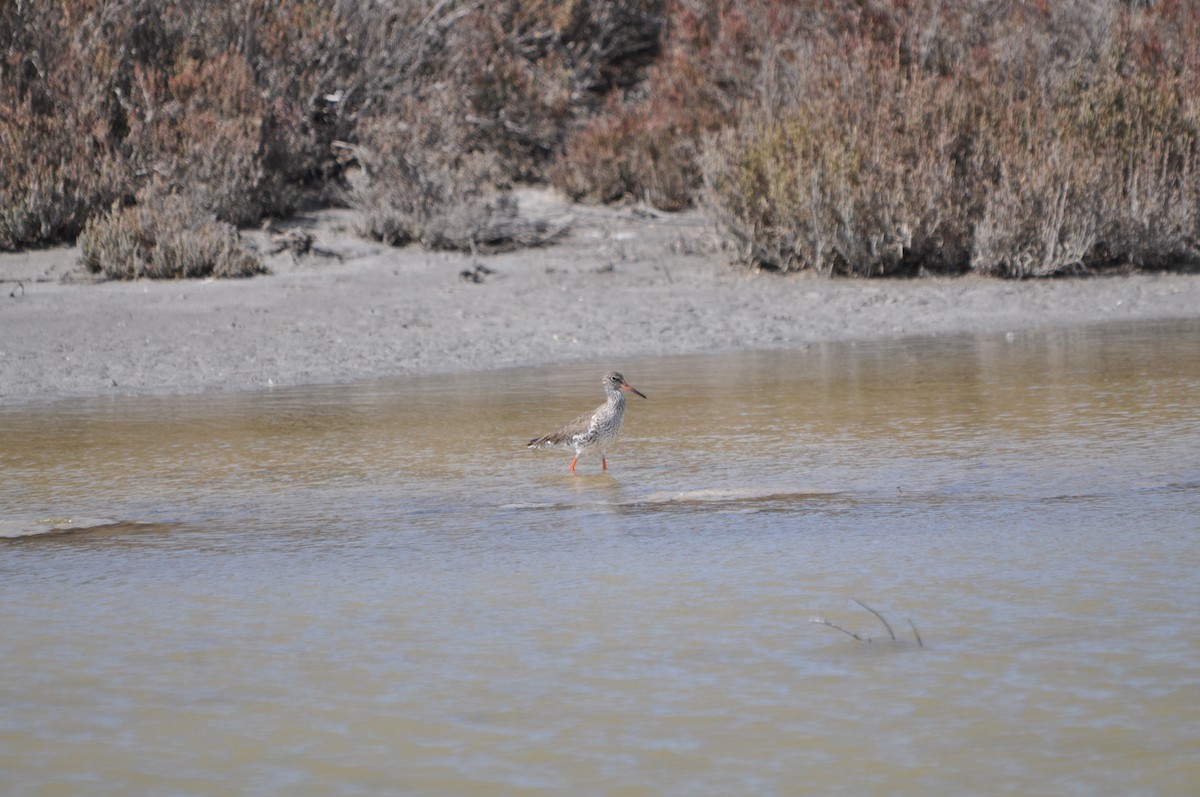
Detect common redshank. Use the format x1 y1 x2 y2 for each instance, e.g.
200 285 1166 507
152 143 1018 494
527 371 647 474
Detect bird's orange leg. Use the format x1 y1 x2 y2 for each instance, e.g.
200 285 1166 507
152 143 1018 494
569 456 579 474
602 456 608 471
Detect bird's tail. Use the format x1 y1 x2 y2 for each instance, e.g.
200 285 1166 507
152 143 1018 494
528 431 569 449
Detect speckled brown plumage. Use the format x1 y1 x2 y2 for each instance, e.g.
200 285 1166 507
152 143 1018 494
527 371 647 474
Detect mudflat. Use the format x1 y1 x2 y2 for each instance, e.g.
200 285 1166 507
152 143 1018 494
2 188 1198 402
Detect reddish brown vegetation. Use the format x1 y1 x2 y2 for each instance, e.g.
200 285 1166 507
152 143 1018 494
673 0 1200 275
2 0 1198 277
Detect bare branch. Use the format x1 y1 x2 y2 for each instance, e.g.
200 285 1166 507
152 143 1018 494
908 619 924 648
853 599 897 642
809 617 865 642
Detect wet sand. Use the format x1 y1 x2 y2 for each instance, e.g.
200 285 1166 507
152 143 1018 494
2 188 1198 402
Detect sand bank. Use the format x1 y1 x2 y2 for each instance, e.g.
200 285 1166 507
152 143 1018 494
2 188 1198 402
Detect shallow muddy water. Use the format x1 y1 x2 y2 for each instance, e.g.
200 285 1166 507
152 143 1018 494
2 321 1198 796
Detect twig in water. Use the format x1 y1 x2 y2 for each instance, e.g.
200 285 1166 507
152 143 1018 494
853 599 897 641
812 601 925 647
808 617 865 642
908 619 924 648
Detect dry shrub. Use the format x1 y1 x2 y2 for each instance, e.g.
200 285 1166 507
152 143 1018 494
0 0 334 248
550 0 758 209
452 0 664 177
701 67 980 276
971 136 1106 278
550 96 704 209
689 0 999 274
3 0 660 254
1072 62 1200 269
695 0 1200 276
79 188 264 279
0 2 129 248
349 113 522 251
0 97 128 249
6 0 1200 279
550 0 982 211
333 0 664 183
123 54 293 226
973 28 1200 276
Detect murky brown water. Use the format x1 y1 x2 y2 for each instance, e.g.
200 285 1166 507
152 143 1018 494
2 321 1198 796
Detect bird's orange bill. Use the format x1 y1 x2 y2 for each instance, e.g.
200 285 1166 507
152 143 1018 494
621 382 647 399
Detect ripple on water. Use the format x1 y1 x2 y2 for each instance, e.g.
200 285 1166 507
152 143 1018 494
0 516 122 538
1 320 1198 796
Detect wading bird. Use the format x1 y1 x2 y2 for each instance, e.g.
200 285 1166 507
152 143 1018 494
527 371 647 474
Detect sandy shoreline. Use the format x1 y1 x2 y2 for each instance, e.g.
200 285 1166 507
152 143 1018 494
2 188 1199 403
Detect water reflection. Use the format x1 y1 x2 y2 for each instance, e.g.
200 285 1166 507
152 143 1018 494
1 320 1198 796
